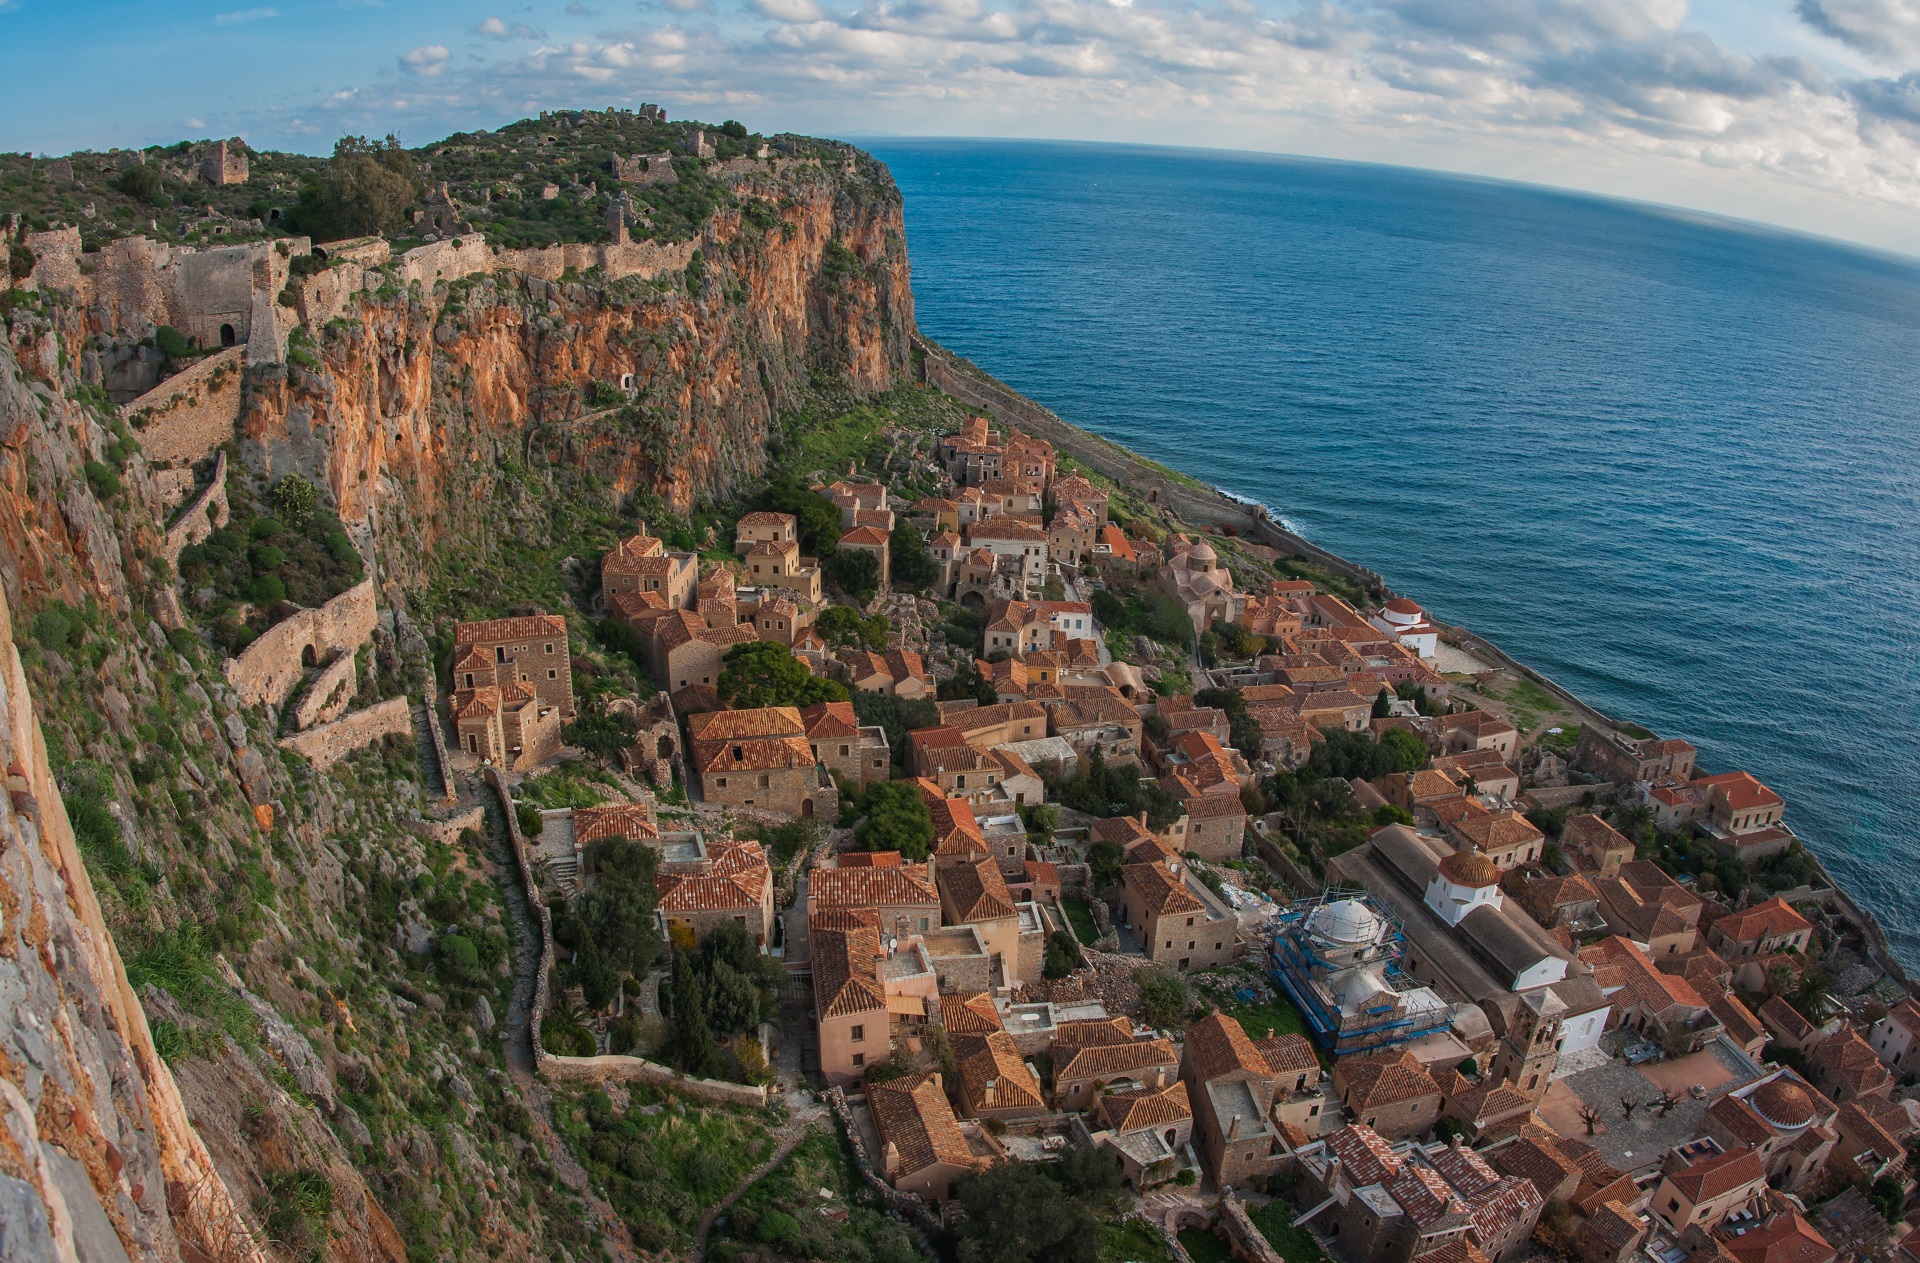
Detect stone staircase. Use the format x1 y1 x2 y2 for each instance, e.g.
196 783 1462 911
410 700 449 800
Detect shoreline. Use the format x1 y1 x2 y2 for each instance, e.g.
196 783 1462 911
911 332 1917 998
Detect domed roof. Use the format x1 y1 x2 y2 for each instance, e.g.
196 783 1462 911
1308 899 1381 946
1384 596 1424 616
1751 1079 1816 1130
1188 541 1217 563
1438 848 1499 888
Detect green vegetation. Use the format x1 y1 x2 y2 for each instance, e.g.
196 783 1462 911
1135 966 1189 1029
852 780 934 859
518 761 620 809
1092 579 1195 650
554 836 663 1009
1180 1229 1236 1263
1055 748 1183 831
1062 894 1101 944
851 689 940 769
709 1127 923 1263
825 547 880 600
718 640 849 708
1044 929 1083 979
816 605 888 651
1248 1197 1333 1263
553 1085 776 1252
953 1158 1111 1263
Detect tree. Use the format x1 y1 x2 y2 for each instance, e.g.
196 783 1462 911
1057 747 1182 830
575 839 663 976
855 781 933 859
952 1162 1101 1263
889 520 938 590
564 706 639 761
939 661 999 705
663 949 717 1076
1379 726 1429 773
572 929 619 1010
825 548 880 600
816 605 888 651
718 640 848 709
114 163 167 205
1087 840 1124 888
1043 931 1082 980
272 473 318 528
852 690 940 767
1052 1142 1124 1203
1372 687 1393 719
701 959 761 1036
1135 966 1188 1029
294 134 421 240
761 477 840 554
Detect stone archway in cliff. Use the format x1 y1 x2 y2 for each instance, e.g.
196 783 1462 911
219 324 236 348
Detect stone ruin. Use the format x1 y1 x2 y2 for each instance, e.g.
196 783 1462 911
611 691 681 788
414 182 474 237
611 153 677 187
193 138 248 186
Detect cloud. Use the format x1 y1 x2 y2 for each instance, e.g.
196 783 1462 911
565 1 600 12
400 44 451 75
213 6 278 23
477 15 547 38
1797 0 1920 62
751 0 823 19
184 117 207 129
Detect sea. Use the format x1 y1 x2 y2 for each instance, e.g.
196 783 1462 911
863 137 1920 971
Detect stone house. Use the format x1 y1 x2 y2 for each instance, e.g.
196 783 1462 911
1088 1082 1194 1190
1438 711 1518 759
739 591 809 646
1118 856 1242 971
800 700 890 787
1562 815 1636 879
450 681 561 768
1650 1144 1767 1235
686 707 837 818
1179 1013 1285 1189
453 614 575 717
869 1072 986 1201
1053 1035 1179 1113
655 838 775 946
812 910 889 1084
956 1031 1047 1122
601 528 697 612
1701 1074 1837 1194
842 649 932 698
1593 861 1702 956
1706 897 1812 961
739 538 823 605
1332 1049 1443 1140
835 525 891 587
1808 1028 1893 1105
736 510 798 549
656 610 757 696
1177 791 1248 863
806 853 941 938
937 858 1023 986
1441 804 1544 872
1868 998 1920 1072
1579 936 1721 1053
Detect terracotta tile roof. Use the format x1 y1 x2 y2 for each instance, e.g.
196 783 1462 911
1884 998 1920 1038
1056 1037 1178 1084
809 863 939 910
868 1072 977 1178
941 993 1003 1037
1325 1123 1404 1185
1451 809 1544 853
455 613 568 644
572 803 658 843
1579 936 1707 1018
737 510 795 527
657 858 769 914
1418 1241 1492 1263
1707 992 1767 1050
957 1031 1044 1112
688 705 805 741
1090 815 1157 847
1023 860 1059 885
1587 1200 1646 1252
691 731 816 773
1338 1049 1440 1111
1386 1163 1467 1228
929 798 986 856
1098 1081 1191 1134
1462 1174 1544 1252
1441 1072 1536 1127
941 858 1017 923
609 590 669 621
1713 898 1812 944
1053 1016 1135 1050
813 921 886 1019
1759 996 1816 1041
1182 793 1247 820
1124 860 1206 918
1255 1033 1319 1075
1696 771 1784 813
453 645 491 672
1183 1013 1270 1082
839 525 891 547
800 700 861 739
1428 1141 1503 1198
1667 1146 1766 1201
1813 1028 1892 1098
453 686 500 719
1492 1137 1584 1202
1719 1212 1835 1263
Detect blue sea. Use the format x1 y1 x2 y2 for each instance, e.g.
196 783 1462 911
865 138 1920 970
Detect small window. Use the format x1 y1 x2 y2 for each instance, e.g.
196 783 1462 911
545 642 554 654
851 1025 865 1042
548 669 557 680
852 1053 865 1067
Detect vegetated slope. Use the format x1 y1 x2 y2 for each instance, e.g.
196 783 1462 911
0 127 914 1262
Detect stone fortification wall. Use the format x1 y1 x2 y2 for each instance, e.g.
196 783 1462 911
122 346 245 467
407 804 486 848
276 696 410 770
21 225 83 293
223 579 377 710
160 450 229 568
289 650 359 731
1221 1197 1284 1263
91 239 271 350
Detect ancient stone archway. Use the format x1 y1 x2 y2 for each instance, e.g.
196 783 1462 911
657 734 674 759
801 799 814 817
301 644 318 669
219 323 236 348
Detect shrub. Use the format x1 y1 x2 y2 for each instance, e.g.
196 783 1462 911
249 574 286 604
439 933 482 981
31 607 74 651
83 460 121 500
154 325 193 360
516 802 544 836
114 164 167 205
272 474 317 528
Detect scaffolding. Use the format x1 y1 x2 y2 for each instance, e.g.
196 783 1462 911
1267 887 1455 1055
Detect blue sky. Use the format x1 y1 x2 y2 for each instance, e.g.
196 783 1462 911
10 0 1920 250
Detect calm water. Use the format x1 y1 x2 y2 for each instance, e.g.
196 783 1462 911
866 138 1920 969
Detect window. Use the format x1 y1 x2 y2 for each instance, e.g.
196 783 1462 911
463 673 474 689
717 777 728 788
851 1025 865 1042
852 1053 865 1067
545 642 554 654
1669 1200 1680 1214
1186 917 1195 927
548 669 557 680
495 647 507 663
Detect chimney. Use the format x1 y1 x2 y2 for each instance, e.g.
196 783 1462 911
883 1140 900 1176
1327 1155 1344 1193
1267 1028 1276 1040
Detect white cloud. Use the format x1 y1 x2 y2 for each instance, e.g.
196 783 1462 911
477 15 547 39
262 0 1920 249
213 6 278 23
1797 0 1920 62
400 44 452 76
184 117 206 129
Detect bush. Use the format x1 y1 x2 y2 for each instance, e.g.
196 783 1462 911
272 474 318 528
154 325 193 360
516 802 544 836
1136 966 1188 1028
83 460 121 500
31 607 76 651
1044 930 1082 980
825 548 880 600
249 574 286 604
855 781 934 859
438 933 482 981
115 163 167 205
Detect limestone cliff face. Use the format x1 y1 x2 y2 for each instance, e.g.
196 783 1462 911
239 166 913 554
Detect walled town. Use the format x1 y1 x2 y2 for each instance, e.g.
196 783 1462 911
5 112 1919 1263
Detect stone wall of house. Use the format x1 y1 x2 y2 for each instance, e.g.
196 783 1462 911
289 651 359 731
21 225 83 293
223 579 377 710
160 450 230 568
275 696 410 770
121 347 246 468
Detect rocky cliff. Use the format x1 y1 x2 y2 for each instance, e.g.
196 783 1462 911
0 144 916 1261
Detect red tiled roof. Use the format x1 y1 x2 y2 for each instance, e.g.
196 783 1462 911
1056 1037 1178 1084
1099 1081 1191 1133
572 803 658 843
868 1072 977 1178
1184 1013 1269 1082
455 613 567 644
1666 1146 1766 1202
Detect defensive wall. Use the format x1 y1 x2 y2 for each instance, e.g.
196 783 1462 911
490 766 769 1106
223 578 377 710
289 650 360 731
123 344 245 467
160 450 230 568
276 696 410 771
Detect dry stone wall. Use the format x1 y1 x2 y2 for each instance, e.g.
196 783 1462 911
275 696 410 770
160 450 229 568
123 347 244 467
289 651 358 731
223 579 377 710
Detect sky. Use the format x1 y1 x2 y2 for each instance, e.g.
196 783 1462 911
9 0 1920 251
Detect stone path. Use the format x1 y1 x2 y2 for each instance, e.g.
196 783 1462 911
486 783 638 1263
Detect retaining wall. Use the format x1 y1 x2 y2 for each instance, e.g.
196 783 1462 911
160 450 230 568
276 696 410 770
224 578 376 710
407 804 486 848
290 651 358 731
1221 1197 1285 1263
122 345 244 467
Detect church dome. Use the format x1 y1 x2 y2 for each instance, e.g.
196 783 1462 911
1308 899 1381 946
1751 1080 1815 1130
1439 848 1499 889
1188 541 1218 564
